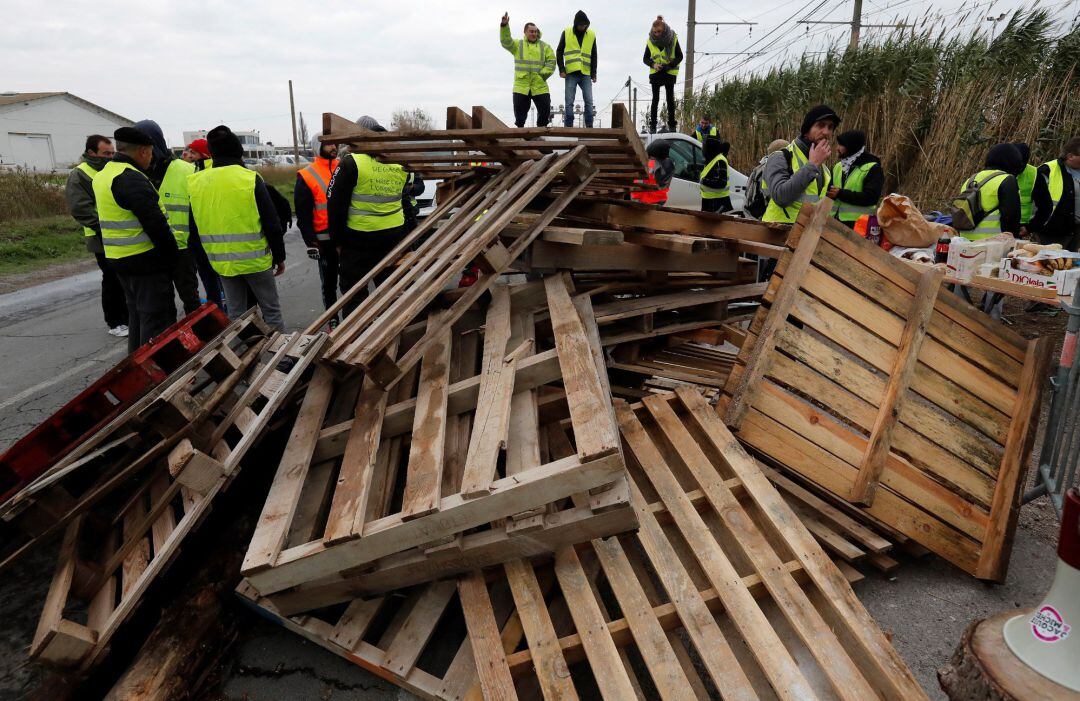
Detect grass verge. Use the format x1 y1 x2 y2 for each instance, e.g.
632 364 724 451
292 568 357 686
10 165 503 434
0 216 87 278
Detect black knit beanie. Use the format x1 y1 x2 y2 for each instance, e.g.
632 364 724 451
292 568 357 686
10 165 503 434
837 130 866 152
207 125 244 160
800 105 841 137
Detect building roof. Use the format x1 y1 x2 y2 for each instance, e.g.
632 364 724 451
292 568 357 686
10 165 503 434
0 91 132 125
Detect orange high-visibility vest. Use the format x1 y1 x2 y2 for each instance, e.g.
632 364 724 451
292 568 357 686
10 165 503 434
298 157 339 240
631 158 669 205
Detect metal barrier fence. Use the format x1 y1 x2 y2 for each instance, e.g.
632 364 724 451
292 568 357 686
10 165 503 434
1025 299 1080 517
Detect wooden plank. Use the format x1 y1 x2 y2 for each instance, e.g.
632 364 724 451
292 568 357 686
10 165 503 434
976 336 1052 581
400 317 453 520
503 559 578 699
725 201 829 428
459 571 519 701
624 231 726 253
849 269 943 505
528 240 738 273
544 275 619 461
382 580 458 678
241 367 335 573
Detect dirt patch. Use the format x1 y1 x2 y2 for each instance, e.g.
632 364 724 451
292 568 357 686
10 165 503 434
0 258 96 295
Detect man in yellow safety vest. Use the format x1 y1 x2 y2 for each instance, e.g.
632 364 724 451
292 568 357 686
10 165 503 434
1031 136 1080 249
93 127 179 353
500 13 556 128
762 105 840 224
556 11 597 127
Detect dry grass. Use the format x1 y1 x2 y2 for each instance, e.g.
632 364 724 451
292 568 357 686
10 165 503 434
0 171 68 223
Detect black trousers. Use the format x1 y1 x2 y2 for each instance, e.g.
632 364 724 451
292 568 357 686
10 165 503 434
650 76 676 132
93 251 128 329
316 244 340 313
512 92 551 128
188 234 225 310
116 271 176 354
172 248 201 315
338 226 406 318
702 196 732 214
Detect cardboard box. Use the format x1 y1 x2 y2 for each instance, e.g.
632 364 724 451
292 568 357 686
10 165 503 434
998 262 1080 296
946 236 1017 282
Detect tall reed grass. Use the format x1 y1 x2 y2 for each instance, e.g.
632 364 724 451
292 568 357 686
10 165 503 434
683 9 1080 209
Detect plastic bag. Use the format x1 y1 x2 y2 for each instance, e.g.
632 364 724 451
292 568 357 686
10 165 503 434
877 194 954 248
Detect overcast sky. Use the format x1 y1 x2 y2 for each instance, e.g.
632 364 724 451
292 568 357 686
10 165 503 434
0 0 1072 146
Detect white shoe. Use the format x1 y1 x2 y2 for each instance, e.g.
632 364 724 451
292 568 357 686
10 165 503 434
108 325 130 338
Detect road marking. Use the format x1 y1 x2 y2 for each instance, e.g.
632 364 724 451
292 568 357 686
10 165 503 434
0 346 125 413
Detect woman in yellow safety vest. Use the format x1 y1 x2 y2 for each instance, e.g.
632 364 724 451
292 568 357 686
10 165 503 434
644 16 682 133
827 130 884 225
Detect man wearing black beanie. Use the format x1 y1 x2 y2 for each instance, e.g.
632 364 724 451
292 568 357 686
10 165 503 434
762 104 840 224
186 125 287 330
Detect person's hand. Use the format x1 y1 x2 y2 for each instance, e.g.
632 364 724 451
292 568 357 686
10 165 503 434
306 247 320 260
559 71 567 78
808 140 831 166
1019 225 1030 239
826 186 840 199
654 62 663 71
273 261 285 277
592 75 597 83
501 12 509 26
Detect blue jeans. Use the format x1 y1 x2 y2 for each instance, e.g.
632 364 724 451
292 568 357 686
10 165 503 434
564 72 594 127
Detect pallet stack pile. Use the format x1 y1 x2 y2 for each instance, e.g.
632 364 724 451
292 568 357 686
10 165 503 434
0 105 1052 700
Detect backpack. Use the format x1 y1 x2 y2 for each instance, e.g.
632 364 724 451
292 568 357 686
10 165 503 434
948 171 1005 231
745 160 769 219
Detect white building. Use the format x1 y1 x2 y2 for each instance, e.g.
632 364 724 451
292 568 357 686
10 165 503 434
182 129 275 160
0 92 133 171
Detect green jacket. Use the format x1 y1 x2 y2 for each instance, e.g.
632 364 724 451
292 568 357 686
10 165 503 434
501 25 556 95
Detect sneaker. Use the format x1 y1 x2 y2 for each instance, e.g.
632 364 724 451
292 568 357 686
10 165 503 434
108 325 130 338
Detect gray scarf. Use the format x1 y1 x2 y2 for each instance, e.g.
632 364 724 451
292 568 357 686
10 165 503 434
650 23 675 50
840 146 865 176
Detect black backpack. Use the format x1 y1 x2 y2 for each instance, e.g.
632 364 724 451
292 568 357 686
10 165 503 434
745 161 769 219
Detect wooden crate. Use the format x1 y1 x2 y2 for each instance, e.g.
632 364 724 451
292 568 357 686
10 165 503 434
30 333 326 669
238 388 923 701
241 275 634 610
722 201 1052 582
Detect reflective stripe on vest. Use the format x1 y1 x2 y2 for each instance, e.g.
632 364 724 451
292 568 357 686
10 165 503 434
562 28 595 75
160 158 196 248
345 153 407 232
76 161 101 237
93 161 158 259
298 157 338 233
762 142 831 224
187 165 272 276
646 37 680 76
962 169 1011 239
830 161 878 222
699 154 730 199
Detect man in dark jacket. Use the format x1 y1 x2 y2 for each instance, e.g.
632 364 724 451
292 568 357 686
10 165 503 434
188 126 287 330
827 130 884 225
557 10 597 127
700 137 732 213
64 134 128 337
95 127 179 352
1031 136 1080 249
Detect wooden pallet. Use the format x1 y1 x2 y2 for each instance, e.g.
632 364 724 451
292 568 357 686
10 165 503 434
321 104 645 192
323 147 597 388
721 201 1052 582
241 275 634 610
238 388 924 701
29 332 326 669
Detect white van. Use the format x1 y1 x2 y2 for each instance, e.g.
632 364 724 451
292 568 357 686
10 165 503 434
642 132 747 214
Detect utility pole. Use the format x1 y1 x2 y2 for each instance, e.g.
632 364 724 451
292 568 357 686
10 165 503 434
798 1 912 50
288 80 299 164
632 87 638 128
684 0 697 103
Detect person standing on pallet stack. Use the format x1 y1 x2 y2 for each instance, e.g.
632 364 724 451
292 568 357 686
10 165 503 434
295 133 340 328
93 127 178 353
556 10 597 128
500 13 556 128
699 137 732 213
64 134 129 338
325 115 409 316
133 120 201 315
827 130 884 226
644 16 682 134
187 125 286 331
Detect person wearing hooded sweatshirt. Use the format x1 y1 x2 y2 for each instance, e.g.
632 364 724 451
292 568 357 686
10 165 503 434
326 115 409 316
763 105 839 224
557 10 597 128
957 143 1022 240
187 126 286 331
295 133 341 320
828 130 884 225
500 13 556 128
1012 142 1037 231
644 16 682 133
65 134 129 337
134 119 200 315
700 137 732 213
95 127 179 353
179 137 225 310
1031 136 1080 249
631 139 674 206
